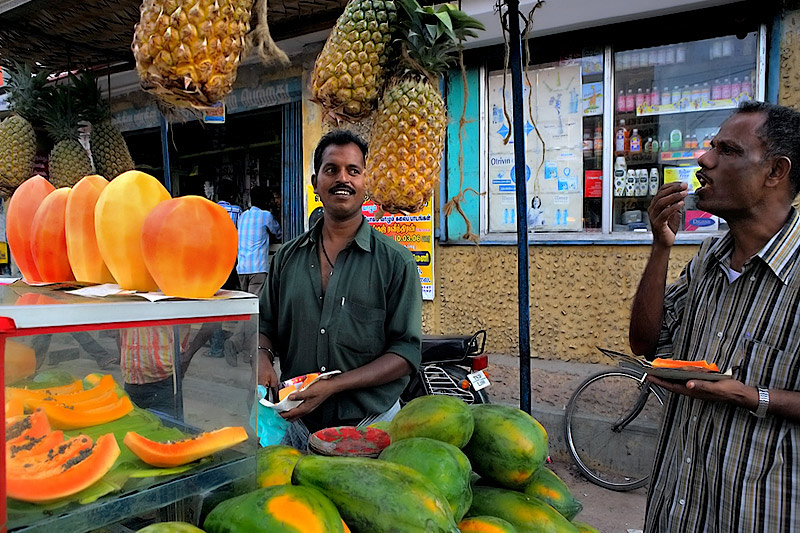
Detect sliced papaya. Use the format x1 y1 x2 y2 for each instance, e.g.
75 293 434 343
651 358 719 372
124 426 248 467
6 379 84 403
7 433 120 503
7 430 64 461
6 397 24 418
7 434 94 478
20 374 115 408
25 389 118 413
6 408 50 447
42 395 133 430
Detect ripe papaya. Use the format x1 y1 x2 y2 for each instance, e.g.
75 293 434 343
379 436 473 521
6 408 50 447
292 454 459 533
7 430 64 461
521 467 583 520
467 486 580 533
42 395 133 430
30 187 75 282
464 404 548 489
65 175 116 284
123 426 248 467
388 395 474 448
256 444 303 487
141 196 238 298
7 434 94 478
458 516 519 533
136 523 206 532
203 485 346 533
6 175 55 282
651 358 719 372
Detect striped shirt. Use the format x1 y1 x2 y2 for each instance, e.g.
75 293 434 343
646 208 800 533
120 326 190 385
236 207 282 274
218 201 241 229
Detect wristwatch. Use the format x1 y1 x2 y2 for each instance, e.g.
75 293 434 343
753 386 770 418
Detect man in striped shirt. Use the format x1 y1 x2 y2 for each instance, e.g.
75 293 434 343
236 185 282 297
630 102 800 532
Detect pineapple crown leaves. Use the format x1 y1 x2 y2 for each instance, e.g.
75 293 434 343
4 61 53 124
71 72 112 124
42 83 83 143
394 0 484 80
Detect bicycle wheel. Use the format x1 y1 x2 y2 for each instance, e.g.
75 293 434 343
564 368 665 491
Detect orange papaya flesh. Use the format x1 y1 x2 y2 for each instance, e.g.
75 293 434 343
458 516 519 533
6 379 85 403
467 486 580 533
7 432 120 503
124 426 248 467
6 408 50 447
651 358 719 372
7 430 64 461
17 373 114 405
25 388 118 413
7 434 94 478
42 395 133 430
5 397 24 418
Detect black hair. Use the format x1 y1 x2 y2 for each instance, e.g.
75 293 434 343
249 185 269 210
313 130 368 175
218 179 237 203
736 101 800 197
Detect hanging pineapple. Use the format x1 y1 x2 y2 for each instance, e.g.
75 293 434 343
73 74 135 180
42 84 94 188
132 0 289 109
0 63 50 195
311 0 399 122
365 0 483 213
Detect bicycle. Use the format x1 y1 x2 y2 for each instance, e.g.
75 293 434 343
563 348 666 491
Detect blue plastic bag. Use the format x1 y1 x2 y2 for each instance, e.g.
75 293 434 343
249 385 290 447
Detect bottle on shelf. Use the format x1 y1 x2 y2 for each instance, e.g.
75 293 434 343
701 82 711 103
721 77 732 100
672 86 682 107
636 169 649 196
652 138 660 153
649 167 660 196
670 128 683 150
662 87 672 106
691 83 701 102
741 75 753 100
615 120 629 155
626 169 637 197
702 135 712 150
651 87 660 106
617 90 626 112
644 137 653 153
731 77 741 99
593 125 603 158
614 156 627 196
625 88 635 111
630 128 642 155
635 88 646 110
712 79 723 101
661 136 671 153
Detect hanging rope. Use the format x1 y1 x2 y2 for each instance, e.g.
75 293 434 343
522 1 546 198
248 0 290 67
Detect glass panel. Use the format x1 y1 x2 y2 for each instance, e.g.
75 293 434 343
487 49 604 233
613 33 758 233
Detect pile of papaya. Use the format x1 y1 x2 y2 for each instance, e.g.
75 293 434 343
140 395 601 533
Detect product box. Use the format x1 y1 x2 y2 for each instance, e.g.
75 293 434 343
684 210 719 231
663 166 701 193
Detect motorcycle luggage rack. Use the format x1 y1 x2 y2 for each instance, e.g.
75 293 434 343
420 364 480 404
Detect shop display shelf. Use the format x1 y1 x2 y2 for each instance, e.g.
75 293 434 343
660 149 707 162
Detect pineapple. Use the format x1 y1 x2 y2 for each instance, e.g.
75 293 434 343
365 0 483 213
42 85 93 188
73 74 135 180
0 63 50 193
311 0 398 122
132 0 254 108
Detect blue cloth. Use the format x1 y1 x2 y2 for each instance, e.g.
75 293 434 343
236 207 282 275
218 201 242 229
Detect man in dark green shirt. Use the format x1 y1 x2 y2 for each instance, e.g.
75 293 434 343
257 130 422 448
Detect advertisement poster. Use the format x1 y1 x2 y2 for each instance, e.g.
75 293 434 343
582 82 603 116
487 64 584 232
306 185 435 300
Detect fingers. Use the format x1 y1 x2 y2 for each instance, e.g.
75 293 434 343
649 182 688 218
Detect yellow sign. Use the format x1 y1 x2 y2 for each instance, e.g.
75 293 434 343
0 242 8 264
306 185 435 300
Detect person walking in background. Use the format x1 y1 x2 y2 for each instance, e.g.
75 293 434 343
629 102 800 532
216 178 241 229
223 185 281 367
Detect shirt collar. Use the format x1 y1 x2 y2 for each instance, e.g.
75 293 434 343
706 208 800 284
301 216 372 252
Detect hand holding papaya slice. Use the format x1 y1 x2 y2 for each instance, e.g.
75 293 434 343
651 358 719 372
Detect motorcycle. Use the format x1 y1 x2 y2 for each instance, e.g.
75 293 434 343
401 330 490 404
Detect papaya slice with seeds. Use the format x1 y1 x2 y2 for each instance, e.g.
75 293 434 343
6 408 50 447
7 433 120 503
41 395 133 430
651 358 719 372
25 389 118 413
7 430 64 461
6 379 84 403
124 426 248 467
7 434 93 478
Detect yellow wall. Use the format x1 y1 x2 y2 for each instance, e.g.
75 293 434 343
422 244 698 363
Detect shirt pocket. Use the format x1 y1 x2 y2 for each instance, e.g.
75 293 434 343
336 299 386 359
738 338 798 390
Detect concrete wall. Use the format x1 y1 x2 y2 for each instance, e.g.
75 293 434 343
778 3 800 107
422 244 699 363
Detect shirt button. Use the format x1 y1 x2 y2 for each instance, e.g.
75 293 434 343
717 332 723 338
679 498 685 505
320 328 326 334
750 276 756 281
685 457 691 464
321 366 326 372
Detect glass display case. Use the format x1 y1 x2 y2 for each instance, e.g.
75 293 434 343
1 283 259 532
613 33 759 233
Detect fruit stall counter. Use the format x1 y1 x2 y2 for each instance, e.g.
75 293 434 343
1 283 260 532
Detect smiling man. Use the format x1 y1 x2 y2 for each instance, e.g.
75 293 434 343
629 102 800 532
256 130 422 450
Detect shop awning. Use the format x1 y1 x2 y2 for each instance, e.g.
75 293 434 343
0 0 349 73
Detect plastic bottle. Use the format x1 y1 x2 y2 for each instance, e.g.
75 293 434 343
649 168 660 196
662 87 672 105
652 138 660 153
615 120 628 155
630 129 642 155
731 77 741 99
635 88 646 109
741 75 753 100
651 87 660 106
617 90 626 112
637 169 649 196
691 83 701 102
644 137 653 153
702 135 711 150
593 125 603 158
681 85 692 109
670 128 683 150
721 77 732 100
701 82 711 104
712 79 723 101
626 169 637 197
614 156 627 196
672 86 682 106
625 89 635 112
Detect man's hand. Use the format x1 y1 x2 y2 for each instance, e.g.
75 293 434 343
646 375 756 408
258 356 279 390
648 182 688 248
279 378 337 422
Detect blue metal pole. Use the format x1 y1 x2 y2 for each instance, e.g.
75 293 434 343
507 0 533 414
159 112 172 194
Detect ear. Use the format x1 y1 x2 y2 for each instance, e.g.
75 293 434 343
765 156 792 191
311 173 318 194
